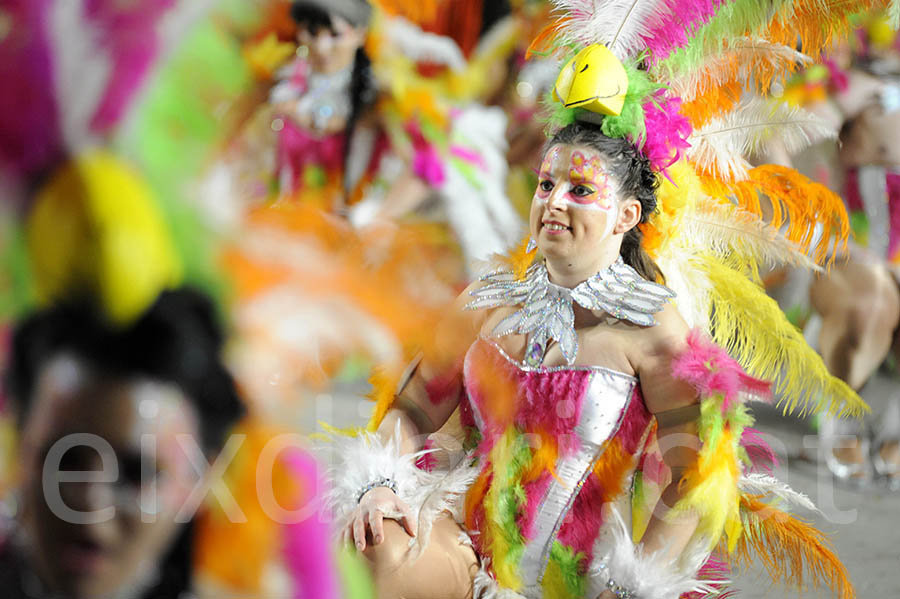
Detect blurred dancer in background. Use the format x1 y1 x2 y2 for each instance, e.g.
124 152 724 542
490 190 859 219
769 15 900 487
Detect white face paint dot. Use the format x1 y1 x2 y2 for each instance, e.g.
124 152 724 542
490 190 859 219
139 399 160 420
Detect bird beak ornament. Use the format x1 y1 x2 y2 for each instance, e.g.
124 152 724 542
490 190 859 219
552 44 628 116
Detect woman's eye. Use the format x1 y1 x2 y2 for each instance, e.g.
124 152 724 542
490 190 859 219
539 180 554 192
572 185 593 197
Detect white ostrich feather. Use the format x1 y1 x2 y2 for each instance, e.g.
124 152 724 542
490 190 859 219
551 0 671 60
678 200 821 272
688 97 836 180
668 38 811 102
739 473 821 514
384 16 467 71
48 0 112 151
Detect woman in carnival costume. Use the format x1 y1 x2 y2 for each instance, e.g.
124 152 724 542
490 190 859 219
325 1 884 598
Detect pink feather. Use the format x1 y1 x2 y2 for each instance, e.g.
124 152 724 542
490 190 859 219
671 329 772 412
640 0 727 64
886 171 900 261
740 426 779 472
639 92 693 172
83 0 176 132
280 448 342 599
681 553 735 599
518 472 553 540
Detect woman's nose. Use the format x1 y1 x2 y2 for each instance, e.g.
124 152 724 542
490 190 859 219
546 187 568 211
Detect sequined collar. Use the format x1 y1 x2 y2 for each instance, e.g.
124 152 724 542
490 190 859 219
465 258 675 367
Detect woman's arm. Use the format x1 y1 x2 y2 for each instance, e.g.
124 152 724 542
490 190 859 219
633 305 701 562
344 281 488 549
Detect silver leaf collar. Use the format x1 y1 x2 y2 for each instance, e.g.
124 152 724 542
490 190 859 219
465 258 675 367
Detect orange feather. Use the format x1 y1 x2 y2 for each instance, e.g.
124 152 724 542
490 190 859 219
526 18 569 59
593 438 634 502
503 234 538 280
735 494 855 599
699 165 850 264
680 80 742 128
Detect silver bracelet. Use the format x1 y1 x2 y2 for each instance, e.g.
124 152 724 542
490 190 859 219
597 562 636 599
356 477 398 503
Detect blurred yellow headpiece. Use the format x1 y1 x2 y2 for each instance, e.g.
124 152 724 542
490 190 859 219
553 44 628 116
27 151 182 325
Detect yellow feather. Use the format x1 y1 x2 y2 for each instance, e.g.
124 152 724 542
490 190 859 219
503 234 538 280
366 366 403 431
699 254 867 418
671 431 742 551
484 429 524 590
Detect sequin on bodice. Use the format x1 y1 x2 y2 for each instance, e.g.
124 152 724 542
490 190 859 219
460 338 655 597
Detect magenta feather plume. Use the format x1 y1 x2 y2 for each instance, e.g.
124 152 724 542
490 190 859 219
0 0 64 181
281 447 342 599
672 329 772 412
83 0 177 133
640 0 727 63
740 426 779 473
681 553 735 599
638 92 692 172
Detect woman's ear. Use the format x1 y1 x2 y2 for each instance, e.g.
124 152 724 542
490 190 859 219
614 197 642 234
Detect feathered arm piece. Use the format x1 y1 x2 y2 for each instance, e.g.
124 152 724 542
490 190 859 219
665 332 856 599
667 329 771 552
323 422 434 524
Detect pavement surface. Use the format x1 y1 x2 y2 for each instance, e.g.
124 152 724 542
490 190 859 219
305 372 900 599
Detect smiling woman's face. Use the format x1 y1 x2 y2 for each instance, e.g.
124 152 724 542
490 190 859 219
530 144 631 273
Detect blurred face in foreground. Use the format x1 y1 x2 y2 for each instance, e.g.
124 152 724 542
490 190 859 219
17 355 201 599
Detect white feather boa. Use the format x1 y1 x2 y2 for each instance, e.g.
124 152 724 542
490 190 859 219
586 509 720 599
322 423 478 556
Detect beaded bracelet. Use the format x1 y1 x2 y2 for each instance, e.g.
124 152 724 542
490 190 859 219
605 579 636 599
596 562 636 599
356 477 399 503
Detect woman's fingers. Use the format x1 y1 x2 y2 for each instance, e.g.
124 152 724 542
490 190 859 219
353 513 367 551
369 508 384 544
396 500 418 537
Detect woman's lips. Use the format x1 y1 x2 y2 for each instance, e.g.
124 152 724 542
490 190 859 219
59 539 111 575
542 221 571 235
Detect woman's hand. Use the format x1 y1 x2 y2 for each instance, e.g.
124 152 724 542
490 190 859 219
595 590 617 599
344 486 418 551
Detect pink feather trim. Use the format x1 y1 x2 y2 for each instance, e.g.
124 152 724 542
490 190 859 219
671 329 771 411
886 171 900 261
740 426 778 473
280 448 342 599
638 92 692 173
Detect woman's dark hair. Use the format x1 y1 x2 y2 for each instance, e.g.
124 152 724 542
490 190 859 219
546 121 665 283
5 287 245 453
290 3 377 197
